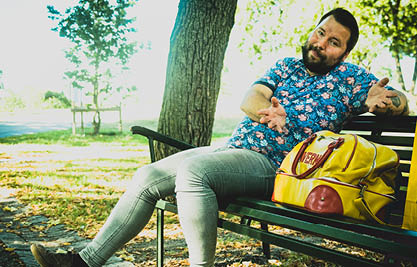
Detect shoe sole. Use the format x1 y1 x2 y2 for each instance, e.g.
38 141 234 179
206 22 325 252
30 244 51 267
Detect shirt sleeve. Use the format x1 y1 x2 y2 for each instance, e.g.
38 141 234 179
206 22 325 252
252 58 291 92
347 64 396 114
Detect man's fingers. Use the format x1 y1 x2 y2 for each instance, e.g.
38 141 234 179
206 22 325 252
257 108 269 116
377 77 389 88
258 97 286 132
259 116 267 124
269 122 283 133
386 90 398 98
368 105 376 113
271 97 279 107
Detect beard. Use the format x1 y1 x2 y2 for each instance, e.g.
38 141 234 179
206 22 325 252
302 42 344 75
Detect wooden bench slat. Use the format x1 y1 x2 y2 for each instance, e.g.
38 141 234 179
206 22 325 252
231 198 415 236
359 135 414 147
217 218 382 266
343 115 417 133
396 150 413 161
398 164 410 174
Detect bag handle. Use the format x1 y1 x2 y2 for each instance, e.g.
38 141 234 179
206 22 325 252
291 134 344 179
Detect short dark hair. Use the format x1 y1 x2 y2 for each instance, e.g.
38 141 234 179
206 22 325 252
318 8 359 53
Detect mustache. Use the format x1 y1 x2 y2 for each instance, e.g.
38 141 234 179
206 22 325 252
308 45 325 60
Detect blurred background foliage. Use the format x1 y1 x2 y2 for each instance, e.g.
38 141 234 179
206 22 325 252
0 0 416 114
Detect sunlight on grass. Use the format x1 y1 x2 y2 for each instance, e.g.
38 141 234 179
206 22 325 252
0 128 149 146
0 130 153 238
0 126 233 240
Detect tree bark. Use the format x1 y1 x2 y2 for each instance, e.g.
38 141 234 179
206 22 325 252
156 0 237 160
393 49 407 92
92 61 101 135
411 55 417 95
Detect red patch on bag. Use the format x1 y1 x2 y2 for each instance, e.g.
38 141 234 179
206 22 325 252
304 185 343 215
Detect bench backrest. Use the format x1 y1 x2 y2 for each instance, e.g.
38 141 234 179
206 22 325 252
341 115 417 225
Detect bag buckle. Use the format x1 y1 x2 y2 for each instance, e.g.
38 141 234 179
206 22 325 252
328 137 345 149
276 169 285 174
359 182 368 198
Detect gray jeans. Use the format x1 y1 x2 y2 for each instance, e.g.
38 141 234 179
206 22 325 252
79 146 277 267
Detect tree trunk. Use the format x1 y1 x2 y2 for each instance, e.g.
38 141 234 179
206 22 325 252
93 110 101 135
155 0 237 160
411 55 417 95
92 62 101 135
393 49 407 92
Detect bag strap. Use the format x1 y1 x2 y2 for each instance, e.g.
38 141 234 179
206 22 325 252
291 134 345 179
354 193 400 227
354 188 388 225
352 142 388 225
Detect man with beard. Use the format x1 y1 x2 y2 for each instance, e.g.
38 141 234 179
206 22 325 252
229 7 409 167
31 7 408 267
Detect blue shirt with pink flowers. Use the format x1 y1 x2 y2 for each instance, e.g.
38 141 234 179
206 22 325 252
226 57 389 167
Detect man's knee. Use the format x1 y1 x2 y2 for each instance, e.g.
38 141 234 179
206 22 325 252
175 156 211 193
127 165 175 202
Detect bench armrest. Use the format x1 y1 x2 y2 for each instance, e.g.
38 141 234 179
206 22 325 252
131 126 195 151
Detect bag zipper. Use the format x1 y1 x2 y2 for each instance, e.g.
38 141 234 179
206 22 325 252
342 134 358 172
315 177 396 200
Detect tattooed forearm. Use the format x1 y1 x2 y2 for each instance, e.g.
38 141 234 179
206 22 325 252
391 96 401 108
400 100 409 116
373 90 409 116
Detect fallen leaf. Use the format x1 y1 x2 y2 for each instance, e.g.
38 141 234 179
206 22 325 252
3 206 18 212
56 248 67 254
120 254 135 261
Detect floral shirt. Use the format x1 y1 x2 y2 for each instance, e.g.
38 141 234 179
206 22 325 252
226 57 390 167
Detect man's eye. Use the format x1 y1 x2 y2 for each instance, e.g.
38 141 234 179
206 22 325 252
330 40 340 47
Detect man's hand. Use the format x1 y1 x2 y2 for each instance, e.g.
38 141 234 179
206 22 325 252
258 97 287 133
365 77 398 113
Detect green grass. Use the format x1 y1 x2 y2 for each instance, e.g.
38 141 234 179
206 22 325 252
0 128 148 146
0 121 236 238
0 126 152 238
0 117 239 146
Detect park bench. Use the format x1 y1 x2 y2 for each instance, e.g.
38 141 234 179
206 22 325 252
131 115 417 266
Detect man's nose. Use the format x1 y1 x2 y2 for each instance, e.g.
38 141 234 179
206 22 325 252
316 38 327 50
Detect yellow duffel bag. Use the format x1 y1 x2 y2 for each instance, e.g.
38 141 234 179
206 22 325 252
271 130 399 224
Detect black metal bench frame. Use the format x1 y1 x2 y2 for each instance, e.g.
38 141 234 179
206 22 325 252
131 115 417 266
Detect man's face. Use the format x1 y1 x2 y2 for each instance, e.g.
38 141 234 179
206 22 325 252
302 16 351 75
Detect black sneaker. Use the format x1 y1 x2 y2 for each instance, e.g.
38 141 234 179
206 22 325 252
30 244 83 267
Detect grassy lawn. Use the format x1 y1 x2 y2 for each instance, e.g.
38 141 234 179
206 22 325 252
0 128 151 238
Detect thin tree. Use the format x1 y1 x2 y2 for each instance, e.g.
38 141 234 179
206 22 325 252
155 0 238 159
48 0 138 134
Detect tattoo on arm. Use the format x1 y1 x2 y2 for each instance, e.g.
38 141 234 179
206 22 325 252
391 96 401 108
387 93 409 116
401 102 409 116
